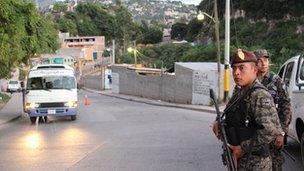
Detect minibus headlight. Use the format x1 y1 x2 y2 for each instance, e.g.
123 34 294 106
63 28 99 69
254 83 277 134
65 101 77 107
25 102 39 109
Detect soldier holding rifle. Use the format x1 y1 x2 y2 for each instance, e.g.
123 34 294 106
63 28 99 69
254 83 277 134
212 49 284 170
254 49 292 171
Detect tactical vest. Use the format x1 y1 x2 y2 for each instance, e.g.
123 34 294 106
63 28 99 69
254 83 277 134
224 85 266 146
261 72 279 105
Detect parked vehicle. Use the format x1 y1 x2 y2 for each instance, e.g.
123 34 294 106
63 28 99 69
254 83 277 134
23 64 78 124
278 54 304 164
7 80 21 92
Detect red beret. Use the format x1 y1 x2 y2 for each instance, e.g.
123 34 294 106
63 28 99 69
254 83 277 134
230 49 257 66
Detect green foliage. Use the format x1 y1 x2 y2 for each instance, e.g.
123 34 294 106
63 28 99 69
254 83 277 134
0 92 10 104
103 49 111 57
186 19 203 42
175 17 214 43
114 6 138 46
120 52 134 64
57 17 78 35
230 18 304 72
230 0 304 20
0 0 59 78
53 2 68 13
171 22 188 40
54 1 164 56
121 43 219 69
137 21 163 44
196 1 304 72
231 19 268 47
76 15 99 36
181 44 218 62
199 0 304 21
54 1 142 59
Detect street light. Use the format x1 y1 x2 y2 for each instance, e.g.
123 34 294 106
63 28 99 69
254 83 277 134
197 3 221 102
127 47 138 67
197 12 215 22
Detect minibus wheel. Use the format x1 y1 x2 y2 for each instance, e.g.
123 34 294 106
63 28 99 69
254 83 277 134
30 117 36 124
71 115 76 121
44 116 48 122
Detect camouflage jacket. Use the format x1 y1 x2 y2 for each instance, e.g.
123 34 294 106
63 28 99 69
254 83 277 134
258 72 292 133
227 80 283 153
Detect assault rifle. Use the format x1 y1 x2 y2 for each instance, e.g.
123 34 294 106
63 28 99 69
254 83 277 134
210 89 237 171
282 146 296 162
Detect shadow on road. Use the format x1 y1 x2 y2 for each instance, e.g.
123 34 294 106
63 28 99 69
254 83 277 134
283 138 303 171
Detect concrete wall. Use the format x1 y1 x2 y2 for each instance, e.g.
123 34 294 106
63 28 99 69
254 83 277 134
111 65 193 104
107 63 235 105
83 74 104 91
174 64 193 104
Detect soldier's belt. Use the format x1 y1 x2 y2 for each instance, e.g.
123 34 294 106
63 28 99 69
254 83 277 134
226 127 256 145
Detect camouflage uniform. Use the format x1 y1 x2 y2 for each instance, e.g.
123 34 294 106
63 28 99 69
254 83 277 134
258 72 292 134
258 72 292 171
225 80 283 171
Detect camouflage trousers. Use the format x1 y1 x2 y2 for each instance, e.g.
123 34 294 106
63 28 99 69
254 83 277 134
238 155 272 171
271 148 284 171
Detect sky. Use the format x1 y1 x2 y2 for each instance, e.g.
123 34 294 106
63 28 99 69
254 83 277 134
179 0 201 5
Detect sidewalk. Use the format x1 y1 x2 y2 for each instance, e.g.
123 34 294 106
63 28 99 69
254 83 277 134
0 93 22 125
83 88 225 114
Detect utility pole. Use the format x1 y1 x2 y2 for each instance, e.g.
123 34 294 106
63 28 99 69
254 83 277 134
213 0 221 102
112 39 116 64
133 41 137 67
224 0 230 102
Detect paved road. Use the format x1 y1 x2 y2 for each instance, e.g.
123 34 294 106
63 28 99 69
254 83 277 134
0 90 302 170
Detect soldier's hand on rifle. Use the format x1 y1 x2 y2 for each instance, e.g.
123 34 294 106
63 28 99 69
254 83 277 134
212 121 220 139
275 134 284 149
229 145 245 160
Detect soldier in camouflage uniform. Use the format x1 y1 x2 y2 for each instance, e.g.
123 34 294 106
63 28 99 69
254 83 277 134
213 49 284 170
254 49 292 171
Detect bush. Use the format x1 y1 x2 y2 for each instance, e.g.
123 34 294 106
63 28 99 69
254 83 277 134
119 18 304 73
120 43 221 69
0 92 10 104
229 18 304 72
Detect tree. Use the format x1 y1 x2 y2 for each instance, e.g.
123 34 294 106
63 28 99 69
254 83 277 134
185 18 204 42
76 15 99 36
57 17 78 35
114 6 138 52
135 20 163 44
171 22 188 40
53 2 68 13
140 27 163 44
0 0 59 78
91 8 116 40
21 2 59 62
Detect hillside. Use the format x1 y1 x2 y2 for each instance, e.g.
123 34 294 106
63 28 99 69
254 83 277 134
38 0 198 25
195 0 304 71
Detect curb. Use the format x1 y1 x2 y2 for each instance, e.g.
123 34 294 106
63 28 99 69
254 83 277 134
0 93 22 126
0 115 22 126
82 88 217 114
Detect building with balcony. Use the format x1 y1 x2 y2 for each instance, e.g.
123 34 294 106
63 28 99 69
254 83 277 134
61 36 105 62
